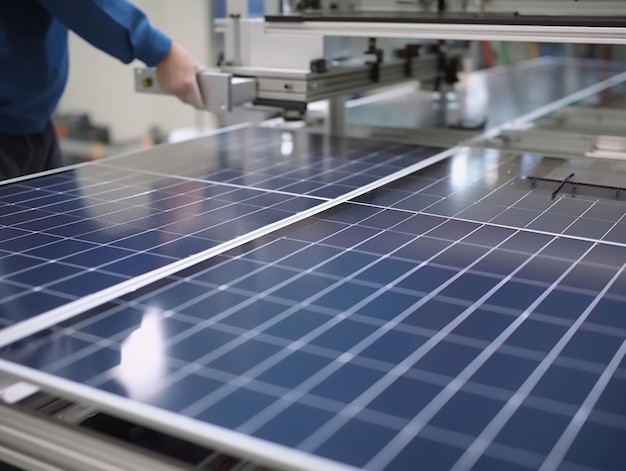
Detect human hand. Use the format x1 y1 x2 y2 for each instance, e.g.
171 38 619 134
155 41 205 110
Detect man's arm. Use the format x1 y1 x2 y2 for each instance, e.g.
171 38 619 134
37 0 204 108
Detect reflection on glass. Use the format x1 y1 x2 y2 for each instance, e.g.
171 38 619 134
463 74 488 123
281 132 294 156
451 148 470 188
482 149 502 187
116 307 167 401
521 153 539 170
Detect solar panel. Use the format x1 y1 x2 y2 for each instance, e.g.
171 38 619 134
2 62 626 470
355 152 626 244
0 129 448 326
1 147 625 471
98 127 443 198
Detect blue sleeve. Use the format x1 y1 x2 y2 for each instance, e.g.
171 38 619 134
37 0 172 66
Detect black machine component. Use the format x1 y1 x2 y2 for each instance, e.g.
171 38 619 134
10 390 256 471
295 0 322 11
253 98 309 114
526 174 626 199
550 172 576 199
445 55 461 85
309 58 328 73
365 37 384 83
429 41 461 91
264 10 626 28
395 43 421 78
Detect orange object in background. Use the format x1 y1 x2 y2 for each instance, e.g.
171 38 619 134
481 41 496 68
55 124 69 138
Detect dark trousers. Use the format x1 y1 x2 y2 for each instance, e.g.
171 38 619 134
0 121 65 181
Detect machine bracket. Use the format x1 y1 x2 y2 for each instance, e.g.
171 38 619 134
134 68 257 113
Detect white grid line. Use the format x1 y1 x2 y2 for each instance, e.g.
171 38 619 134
0 185 329 316
353 199 626 250
160 320 626 426
65 269 623 384
31 208 408 378
19 316 626 438
450 261 626 471
295 235 563 453
364 242 598 469
237 231 553 438
131 217 468 416
538 338 626 471
597 201 626 241
98 129 426 197
357 150 626 246
0 142 460 348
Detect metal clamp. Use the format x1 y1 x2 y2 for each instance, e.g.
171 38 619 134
134 68 256 113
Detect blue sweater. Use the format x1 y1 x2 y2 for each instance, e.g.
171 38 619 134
0 0 172 135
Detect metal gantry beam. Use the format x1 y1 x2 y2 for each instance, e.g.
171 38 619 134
264 21 626 45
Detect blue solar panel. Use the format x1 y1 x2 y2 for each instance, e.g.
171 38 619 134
0 161 325 324
99 127 445 197
2 192 625 470
354 151 626 243
2 123 626 471
0 127 449 325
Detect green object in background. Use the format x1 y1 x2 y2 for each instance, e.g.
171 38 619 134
499 42 512 67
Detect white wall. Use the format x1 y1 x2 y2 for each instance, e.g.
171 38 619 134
57 0 216 142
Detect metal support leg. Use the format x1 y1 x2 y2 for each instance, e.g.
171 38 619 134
327 96 346 136
468 40 481 72
206 0 217 67
225 0 247 66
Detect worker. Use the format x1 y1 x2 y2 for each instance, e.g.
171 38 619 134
0 1 205 181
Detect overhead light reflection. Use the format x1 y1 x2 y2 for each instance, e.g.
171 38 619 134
451 148 470 188
281 132 294 156
116 306 167 401
481 148 501 186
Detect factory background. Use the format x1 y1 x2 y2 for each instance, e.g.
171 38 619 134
56 0 626 150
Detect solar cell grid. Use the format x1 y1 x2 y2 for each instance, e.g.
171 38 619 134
0 163 328 324
0 127 450 326
2 189 626 470
354 151 626 248
98 127 445 198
